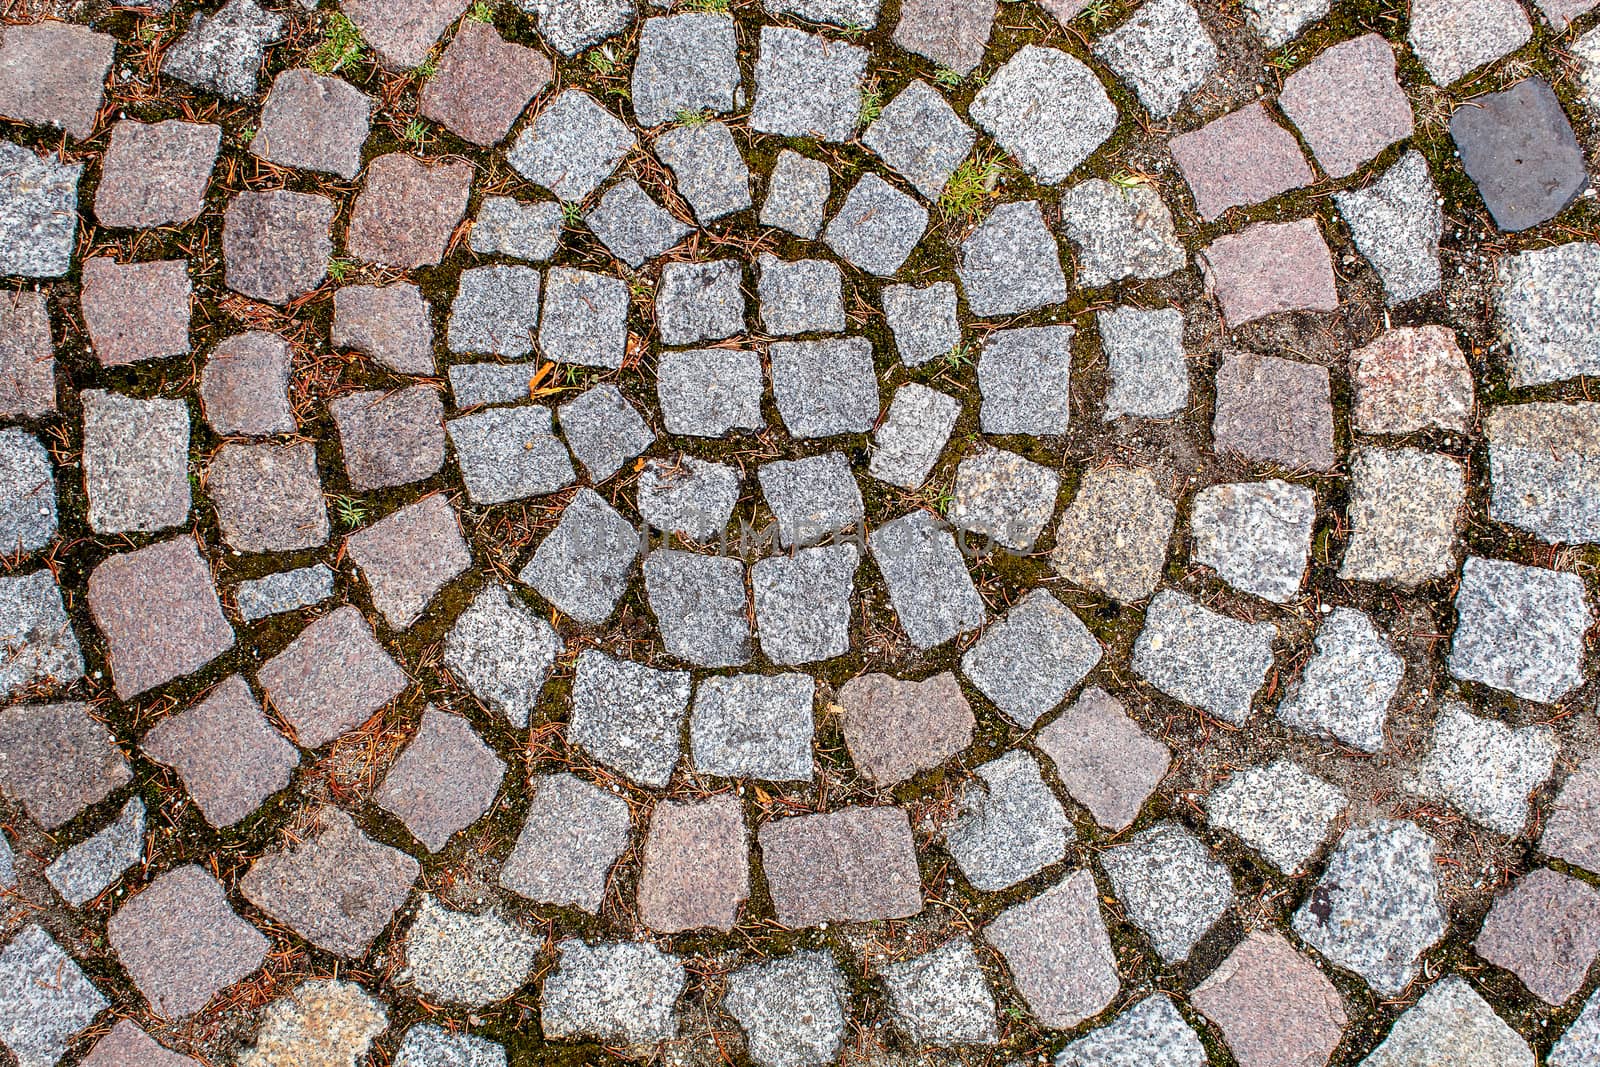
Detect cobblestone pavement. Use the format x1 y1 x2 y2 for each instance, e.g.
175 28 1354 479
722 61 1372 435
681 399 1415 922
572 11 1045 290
2 0 1600 1063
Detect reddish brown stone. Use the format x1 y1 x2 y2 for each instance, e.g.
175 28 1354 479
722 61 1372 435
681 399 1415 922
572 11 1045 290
207 442 330 553
1475 867 1600 1006
223 190 335 305
199 331 296 437
758 806 922 926
1170 103 1313 220
375 705 505 852
1213 351 1336 472
1351 325 1474 435
252 69 372 180
257 606 408 748
893 0 995 75
1201 219 1339 327
346 153 472 268
342 0 469 68
1279 34 1413 180
1190 932 1347 1067
345 494 471 630
1034 687 1169 832
0 701 131 830
95 119 221 229
80 258 191 367
331 283 435 375
80 1020 199 1067
421 21 552 147
638 793 748 933
983 868 1118 1028
0 21 113 140
0 290 55 418
836 671 973 786
330 385 446 490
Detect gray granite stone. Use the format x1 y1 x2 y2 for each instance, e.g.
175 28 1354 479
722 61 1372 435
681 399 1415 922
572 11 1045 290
1498 241 1600 387
690 672 814 781
253 69 371 179
761 150 830 240
331 385 445 490
222 189 334 305
655 121 751 223
1102 821 1233 963
1339 447 1464 585
944 750 1070 891
961 590 1099 728
750 26 866 142
1035 686 1169 832
46 797 144 907
958 200 1067 316
333 283 435 375
0 701 128 830
724 950 848 1067
1551 988 1600 1067
400 897 537 1006
1098 306 1188 419
1335 150 1443 304
0 291 56 418
881 941 997 1048
1243 0 1327 46
507 90 634 201
1475 867 1600 1005
969 45 1116 184
766 0 881 25
540 940 685 1048
520 488 638 624
758 806 923 925
1352 325 1473 433
1452 79 1586 232
257 605 407 748
657 348 764 436
1279 33 1412 179
501 771 631 911
541 266 630 369
948 445 1059 551
210 442 329 554
869 511 987 649
444 585 561 729
894 0 994 74
838 671 973 786
200 331 296 435
162 0 284 100
1360 976 1532 1066
1055 994 1205 1067
977 325 1072 435
1094 0 1217 118
1051 465 1174 603
771 337 879 437
448 405 577 505
632 14 740 127
235 565 336 622
1132 590 1276 725
0 925 106 1066
752 542 859 665
448 265 541 358
1408 0 1532 85
585 178 693 267
235 978 387 1067
470 197 563 261
1276 607 1402 753
1207 760 1345 875
377 706 505 851
81 390 188 535
637 455 740 542
518 0 633 55
1170 104 1312 221
0 430 54 556
882 282 959 367
643 549 751 667
557 385 653 483
0 140 79 278
80 257 191 367
394 1024 506 1067
0 21 112 139
420 21 550 147
1190 479 1315 603
448 363 535 408
0 574 84 700
1411 703 1556 836
658 259 745 346
757 452 863 548
569 650 691 787
863 79 974 201
869 382 960 489
758 255 844 337
1488 402 1600 544
1449 556 1589 703
983 868 1119 1028
824 173 928 276
95 120 219 229
1292 819 1445 994
1060 179 1186 288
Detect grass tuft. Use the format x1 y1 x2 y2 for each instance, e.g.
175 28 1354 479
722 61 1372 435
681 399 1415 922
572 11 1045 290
308 13 364 75
938 151 1008 222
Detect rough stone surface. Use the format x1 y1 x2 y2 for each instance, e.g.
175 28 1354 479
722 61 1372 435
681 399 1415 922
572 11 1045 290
80 1021 199 1067
761 150 829 240
0 925 107 1067
1093 0 1218 119
724 951 848 1067
333 283 435 375
1452 78 1586 233
758 255 845 337
236 978 387 1067
758 806 923 926
655 121 752 224
1351 324 1472 433
444 584 562 729
0 573 85 700
162 0 284 100
421 21 550 147
0 701 130 831
863 79 974 201
1170 103 1312 220
518 0 632 56
882 282 959 366
332 385 445 491
1055 995 1205 1067
969 45 1116 184
1060 180 1186 289
46 796 144 906
1190 479 1315 603
257 605 407 748
342 0 466 67
759 452 863 549
881 941 997 1048
82 389 189 534
1498 241 1600 386
585 178 692 267
657 259 745 347
960 590 1098 728
1202 219 1339 327
540 940 685 1048
508 90 634 202
1544 757 1600 874
448 265 542 358
1551 988 1600 1067
1474 867 1600 1005
751 543 859 665
469 197 563 262
1207 760 1346 874
1133 590 1276 725
977 325 1073 435
637 793 748 933
253 69 371 179
983 868 1119 1028
1411 703 1557 836
0 430 55 556
947 446 1058 551
558 385 653 484
636 455 740 542
1190 931 1348 1067
0 21 112 139
0 140 80 278
1036 687 1169 832
568 650 691 788
519 488 638 625
1051 465 1175 603
690 673 814 781
643 549 751 667
347 153 472 269
1359 976 1533 1067
1275 607 1402 753
869 511 986 649
1103 822 1233 963
894 0 995 73
1243 0 1328 46
750 26 867 142
771 337 879 437
657 348 764 436
1278 34 1412 179
1487 402 1600 544
448 362 536 407
1098 306 1189 419
957 200 1067 317
95 119 220 229
394 1025 506 1067
944 750 1070 891
632 14 740 127
200 331 296 435
1339 446 1464 585
400 897 537 1006
1448 556 1590 704
223 189 334 305
500 772 631 912
1212 350 1335 470
377 706 505 852
1408 0 1533 85
869 382 960 490
1335 151 1445 304
838 671 972 787
824 173 928 276
210 442 330 554
542 267 632 369
447 405 576 505
0 292 56 418
80 258 191 367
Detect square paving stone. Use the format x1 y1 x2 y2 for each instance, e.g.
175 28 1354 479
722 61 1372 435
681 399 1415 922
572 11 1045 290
882 281 959 366
1335 151 1445 305
1408 0 1532 85
0 430 55 556
208 442 329 555
1206 760 1346 875
234 563 336 619
540 266 630 368
89 538 234 700
540 940 685 1049
690 672 815 781
758 255 844 337
643 549 751 667
519 488 638 624
470 196 563 261
869 382 960 489
1291 820 1445 995
95 119 220 229
771 337 879 437
109 865 268 1019
1552 989 1600 1067
1338 446 1464 585
1212 350 1334 470
0 139 79 278
881 940 997 1048
236 978 387 1067
1275 606 1402 753
1102 821 1234 963
1351 324 1472 433
500 771 631 911
1093 0 1217 119
961 590 1099 728
1170 103 1312 220
347 495 471 630
894 0 994 73
519 0 633 55
0 291 56 418
0 572 83 700
1448 556 1589 703
1132 589 1276 725
394 1024 506 1067
1411 702 1557 835
1498 242 1600 387
725 951 849 1067
970 45 1116 184
558 384 653 482
757 451 864 548
838 671 973 786
1056 995 1205 1067
422 21 550 147
957 200 1067 317
1202 218 1338 326
331 385 446 490
162 0 284 99
758 806 922 925
982 868 1120 1028
80 1020 200 1067
257 605 408 748
222 189 334 305
761 150 830 239
1279 34 1412 179
448 405 576 504
863 79 974 201
1488 402 1600 544
200 331 296 435
448 265 542 357
824 173 928 276
1190 479 1315 603
80 258 191 367
750 26 866 142
398 897 537 1008
569 650 692 787
45 793 141 904
1098 306 1188 419
0 21 112 139
637 794 748 933
1060 179 1186 288
1361 976 1533 1066
1190 931 1348 1067
347 153 472 268
944 750 1070 892
1050 464 1175 602
632 14 740 127
142 675 299 829
1452 78 1585 232
377 706 505 852
0 925 107 1067
332 283 435 375
655 121 751 224
1243 0 1328 45
444 584 562 728
508 90 634 201
448 362 536 408
948 445 1059 551
657 259 744 346
252 69 371 179
343 0 468 67
869 511 987 649
751 542 860 665
1476 868 1600 1005
0 701 129 831
242 805 420 958
1544 757 1600 874
978 325 1072 435
585 178 693 267
1035 686 1169 832
636 455 740 542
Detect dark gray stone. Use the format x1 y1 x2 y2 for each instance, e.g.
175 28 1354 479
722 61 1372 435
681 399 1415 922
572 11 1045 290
470 197 563 261
0 573 84 700
863 79 974 201
517 0 634 56
234 565 336 622
448 363 535 408
500 771 631 912
636 455 740 542
757 255 844 337
655 121 751 223
969 45 1116 184
882 282 959 367
1093 0 1217 119
643 549 751 667
162 0 285 101
1276 607 1403 753
0 430 54 556
1098 306 1188 419
751 542 859 665
957 200 1067 316
1132 590 1276 725
1452 79 1586 232
760 150 829 239
689 672 815 781
978 325 1073 435
1102 821 1234 963
757 452 864 548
